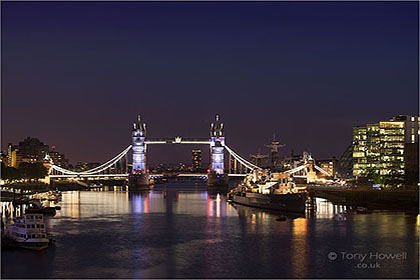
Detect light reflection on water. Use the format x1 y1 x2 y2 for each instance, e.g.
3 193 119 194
1 185 419 279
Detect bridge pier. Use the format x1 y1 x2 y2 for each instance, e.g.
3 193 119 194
306 193 317 212
208 173 229 192
128 173 150 191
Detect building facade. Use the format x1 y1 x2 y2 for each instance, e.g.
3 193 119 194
210 115 225 175
352 116 419 183
48 151 69 168
338 144 353 178
392 115 419 144
132 116 147 174
1 152 8 167
317 158 338 178
17 137 49 161
352 127 367 176
379 121 405 176
7 137 69 169
191 149 202 171
404 143 419 185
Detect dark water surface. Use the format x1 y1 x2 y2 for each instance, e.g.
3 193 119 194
2 184 419 278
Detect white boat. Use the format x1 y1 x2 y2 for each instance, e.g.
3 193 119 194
8 214 49 250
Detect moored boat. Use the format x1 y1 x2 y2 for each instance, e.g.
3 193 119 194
8 214 50 250
25 200 57 216
32 190 62 201
25 206 56 216
229 170 307 213
231 190 307 213
355 206 370 214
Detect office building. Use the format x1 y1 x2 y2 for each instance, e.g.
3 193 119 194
352 127 368 176
192 149 202 171
49 151 69 168
16 137 49 160
7 137 69 169
338 144 353 178
1 152 8 167
352 115 419 182
317 158 338 178
10 149 23 168
404 143 419 185
392 115 419 144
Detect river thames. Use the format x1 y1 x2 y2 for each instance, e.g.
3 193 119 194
1 183 419 279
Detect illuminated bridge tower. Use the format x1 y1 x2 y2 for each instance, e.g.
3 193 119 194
208 114 228 191
129 115 149 190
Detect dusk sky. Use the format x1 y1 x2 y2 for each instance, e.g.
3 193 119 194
2 2 419 166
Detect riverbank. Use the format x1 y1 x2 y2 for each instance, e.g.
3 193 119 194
1 183 85 202
308 186 419 212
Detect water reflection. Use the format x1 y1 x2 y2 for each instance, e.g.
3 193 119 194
1 186 418 279
207 193 228 217
131 192 149 213
315 197 348 219
291 218 309 278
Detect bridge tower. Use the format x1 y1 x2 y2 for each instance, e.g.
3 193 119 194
129 115 149 190
305 153 317 183
208 114 228 191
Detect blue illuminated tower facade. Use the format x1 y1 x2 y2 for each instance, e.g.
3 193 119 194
129 115 149 189
208 114 228 190
132 115 146 173
210 114 225 174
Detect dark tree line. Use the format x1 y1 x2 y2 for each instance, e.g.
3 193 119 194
362 168 408 188
1 162 48 180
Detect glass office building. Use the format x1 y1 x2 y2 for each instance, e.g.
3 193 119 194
352 116 419 178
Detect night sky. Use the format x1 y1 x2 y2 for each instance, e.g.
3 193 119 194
2 2 419 166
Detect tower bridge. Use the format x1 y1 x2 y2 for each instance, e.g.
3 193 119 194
48 114 333 190
48 115 261 191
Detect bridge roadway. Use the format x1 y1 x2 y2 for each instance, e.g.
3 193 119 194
144 138 211 145
49 173 247 179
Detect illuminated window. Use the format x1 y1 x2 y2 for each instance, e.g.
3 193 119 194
353 152 365 157
380 121 404 128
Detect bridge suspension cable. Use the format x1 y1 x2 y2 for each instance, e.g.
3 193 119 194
284 163 332 177
50 145 132 175
284 164 307 174
223 144 262 171
314 165 332 177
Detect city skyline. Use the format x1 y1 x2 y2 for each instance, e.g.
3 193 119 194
2 2 419 164
1 3 418 279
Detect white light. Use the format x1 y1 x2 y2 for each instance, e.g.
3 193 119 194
51 145 132 175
